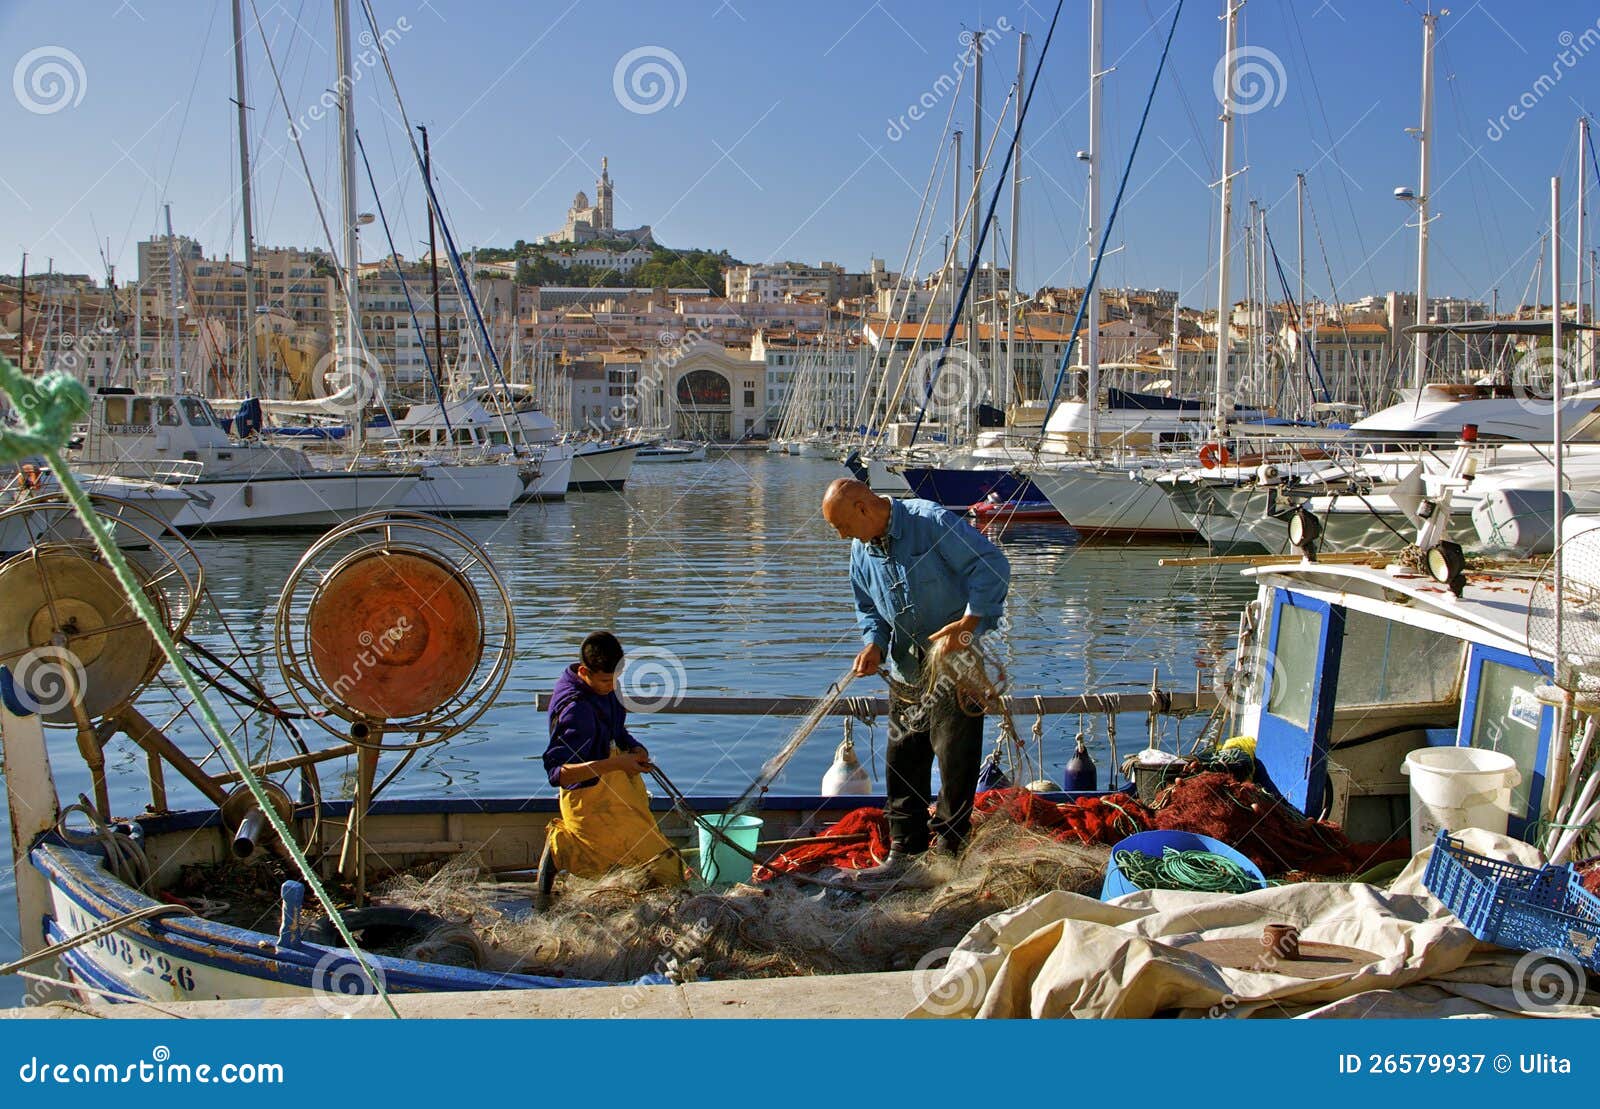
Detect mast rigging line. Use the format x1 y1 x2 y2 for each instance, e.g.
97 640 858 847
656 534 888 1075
908 0 1067 447
357 0 530 451
353 129 454 434
848 67 967 446
1034 0 1187 441
1262 217 1331 406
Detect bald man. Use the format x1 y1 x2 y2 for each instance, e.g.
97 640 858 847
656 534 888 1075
821 479 1010 879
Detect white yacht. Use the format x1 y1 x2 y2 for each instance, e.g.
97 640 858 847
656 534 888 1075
70 389 417 532
389 398 533 515
635 439 708 463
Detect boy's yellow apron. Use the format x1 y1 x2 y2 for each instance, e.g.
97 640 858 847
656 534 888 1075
545 756 684 886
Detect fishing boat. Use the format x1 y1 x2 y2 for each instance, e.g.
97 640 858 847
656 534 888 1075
0 496 1215 1008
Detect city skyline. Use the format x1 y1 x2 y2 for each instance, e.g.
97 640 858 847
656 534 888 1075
2 1 1599 311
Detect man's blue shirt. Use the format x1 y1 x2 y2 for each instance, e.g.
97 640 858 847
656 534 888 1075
849 497 1011 682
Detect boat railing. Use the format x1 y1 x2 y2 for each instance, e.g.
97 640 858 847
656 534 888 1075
533 688 1216 719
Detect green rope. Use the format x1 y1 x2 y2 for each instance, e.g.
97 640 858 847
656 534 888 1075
1113 846 1259 894
0 359 399 1018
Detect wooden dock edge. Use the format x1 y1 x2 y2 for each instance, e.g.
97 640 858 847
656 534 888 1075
1 970 921 1020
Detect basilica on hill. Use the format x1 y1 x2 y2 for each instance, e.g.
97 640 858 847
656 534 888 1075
543 157 655 245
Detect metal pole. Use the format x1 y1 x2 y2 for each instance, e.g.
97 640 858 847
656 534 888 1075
1578 117 1589 379
231 0 261 398
969 28 984 386
164 203 181 387
1212 2 1240 440
1297 172 1307 401
1553 178 1567 694
17 253 25 372
1008 32 1026 406
1086 0 1103 454
421 126 445 386
334 0 362 450
1412 9 1438 392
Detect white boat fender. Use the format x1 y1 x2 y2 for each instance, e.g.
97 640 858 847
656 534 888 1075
821 736 872 796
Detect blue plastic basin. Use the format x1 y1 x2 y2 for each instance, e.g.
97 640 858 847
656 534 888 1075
1101 829 1267 900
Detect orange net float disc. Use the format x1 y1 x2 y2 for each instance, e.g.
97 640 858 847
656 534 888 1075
306 548 483 720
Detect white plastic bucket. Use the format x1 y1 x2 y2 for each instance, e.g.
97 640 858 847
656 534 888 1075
1401 747 1522 854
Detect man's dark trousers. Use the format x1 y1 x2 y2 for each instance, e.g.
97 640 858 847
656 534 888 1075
885 681 983 853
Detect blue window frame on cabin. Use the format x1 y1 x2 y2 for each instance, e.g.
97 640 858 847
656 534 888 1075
1457 644 1554 840
1256 590 1345 814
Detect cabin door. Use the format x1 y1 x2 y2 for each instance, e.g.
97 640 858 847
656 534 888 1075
1457 645 1554 840
1255 590 1345 814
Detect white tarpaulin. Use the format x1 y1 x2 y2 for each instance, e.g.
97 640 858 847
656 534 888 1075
909 829 1599 1019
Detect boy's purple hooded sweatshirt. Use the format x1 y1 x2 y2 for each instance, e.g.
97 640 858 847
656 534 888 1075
543 663 643 789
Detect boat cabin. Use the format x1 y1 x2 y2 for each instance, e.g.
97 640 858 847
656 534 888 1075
1238 555 1569 845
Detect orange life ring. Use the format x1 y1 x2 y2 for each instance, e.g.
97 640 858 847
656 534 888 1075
1199 442 1231 470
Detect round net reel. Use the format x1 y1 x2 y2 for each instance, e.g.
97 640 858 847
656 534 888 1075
0 495 204 724
1528 528 1600 711
274 511 514 751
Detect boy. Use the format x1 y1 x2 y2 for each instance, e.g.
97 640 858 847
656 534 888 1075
537 631 683 897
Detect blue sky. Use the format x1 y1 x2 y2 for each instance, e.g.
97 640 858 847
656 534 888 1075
2 0 1597 312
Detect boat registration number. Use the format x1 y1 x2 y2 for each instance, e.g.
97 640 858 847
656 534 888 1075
61 904 198 993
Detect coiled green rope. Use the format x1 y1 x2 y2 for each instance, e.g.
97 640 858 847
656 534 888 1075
1113 846 1258 894
0 359 398 1017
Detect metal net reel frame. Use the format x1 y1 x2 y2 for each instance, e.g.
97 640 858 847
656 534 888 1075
1528 529 1600 713
273 510 515 752
0 493 205 723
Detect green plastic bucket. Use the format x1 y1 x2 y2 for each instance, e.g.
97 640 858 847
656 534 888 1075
697 813 763 885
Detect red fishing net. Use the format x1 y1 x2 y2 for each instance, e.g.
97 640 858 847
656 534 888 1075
756 788 1151 879
756 776 1410 880
1148 771 1411 877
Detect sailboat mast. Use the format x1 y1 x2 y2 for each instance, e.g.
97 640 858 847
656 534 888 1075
231 0 261 398
421 125 445 382
1552 176 1566 687
1086 0 1104 454
334 0 362 448
1411 8 1439 392
165 203 182 388
968 27 983 394
1212 2 1240 439
1296 172 1307 403
1578 117 1589 379
1007 32 1026 411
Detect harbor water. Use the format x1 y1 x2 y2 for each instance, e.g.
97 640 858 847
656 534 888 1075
0 454 1256 1006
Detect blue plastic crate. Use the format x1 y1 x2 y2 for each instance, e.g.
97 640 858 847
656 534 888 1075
1422 829 1600 971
